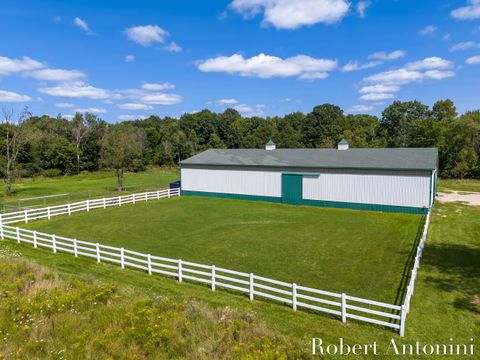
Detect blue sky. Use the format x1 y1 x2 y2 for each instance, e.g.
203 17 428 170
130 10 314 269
1 0 479 121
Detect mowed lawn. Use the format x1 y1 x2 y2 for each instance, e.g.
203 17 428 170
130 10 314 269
23 196 423 304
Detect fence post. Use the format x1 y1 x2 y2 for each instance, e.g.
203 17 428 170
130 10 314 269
249 273 254 301
157 191 160 200
292 283 297 311
96 243 100 263
211 265 216 291
119 196 122 207
24 210 28 223
178 259 182 283
103 198 106 209
33 230 37 248
47 207 51 220
341 293 347 323
68 203 71 216
120 248 125 269
168 188 171 198
73 239 77 257
133 194 136 204
0 222 4 240
87 200 90 212
147 254 152 275
145 192 148 202
52 234 56 253
400 305 407 337
16 227 20 243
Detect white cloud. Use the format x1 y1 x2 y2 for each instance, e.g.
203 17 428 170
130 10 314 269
38 81 112 99
450 41 478 51
53 16 62 23
359 84 400 94
360 57 455 102
26 68 86 82
234 103 265 116
216 98 239 106
117 103 153 110
140 93 182 105
118 114 147 121
125 55 135 62
75 107 107 114
0 89 32 102
466 55 480 64
55 102 75 108
141 82 175 90
451 0 480 20
423 70 455 80
368 50 406 61
298 71 330 80
197 53 337 80
124 25 169 46
419 25 437 35
73 17 93 34
341 60 382 72
360 93 395 101
442 33 452 41
405 57 453 70
63 114 74 120
343 50 405 73
348 104 374 113
229 0 350 29
164 41 182 52
364 68 424 85
0 56 43 76
356 1 371 18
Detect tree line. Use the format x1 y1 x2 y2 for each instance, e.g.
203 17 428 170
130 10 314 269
1 99 479 194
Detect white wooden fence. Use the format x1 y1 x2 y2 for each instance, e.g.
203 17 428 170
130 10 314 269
0 223 403 333
400 210 431 336
0 187 431 336
0 188 180 225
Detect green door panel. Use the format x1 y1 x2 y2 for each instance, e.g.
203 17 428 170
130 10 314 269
281 174 303 204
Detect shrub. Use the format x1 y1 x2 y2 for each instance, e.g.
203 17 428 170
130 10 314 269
41 169 62 178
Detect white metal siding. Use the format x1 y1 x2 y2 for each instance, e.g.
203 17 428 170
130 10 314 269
182 166 432 208
302 170 431 208
181 168 282 197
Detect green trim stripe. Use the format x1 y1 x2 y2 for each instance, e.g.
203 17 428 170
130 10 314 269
180 190 428 215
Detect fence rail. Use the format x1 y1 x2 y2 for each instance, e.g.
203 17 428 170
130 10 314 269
400 210 431 336
0 187 431 336
0 188 180 225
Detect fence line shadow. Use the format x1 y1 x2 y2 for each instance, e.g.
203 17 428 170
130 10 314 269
392 215 426 311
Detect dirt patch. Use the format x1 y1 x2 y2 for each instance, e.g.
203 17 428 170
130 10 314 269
437 191 480 206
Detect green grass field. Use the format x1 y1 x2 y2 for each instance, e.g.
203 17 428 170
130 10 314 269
0 168 179 212
438 178 480 192
1 199 478 359
22 197 423 304
1 176 479 358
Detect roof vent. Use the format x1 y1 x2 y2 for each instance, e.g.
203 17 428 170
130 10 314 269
338 139 349 150
265 139 276 151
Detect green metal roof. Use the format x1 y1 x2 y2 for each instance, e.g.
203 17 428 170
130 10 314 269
180 148 438 171
339 139 348 145
266 139 275 145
